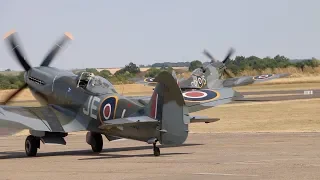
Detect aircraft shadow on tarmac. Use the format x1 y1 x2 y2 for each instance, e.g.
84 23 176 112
0 143 202 160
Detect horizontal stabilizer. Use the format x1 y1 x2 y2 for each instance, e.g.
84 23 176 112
98 116 158 129
189 115 220 123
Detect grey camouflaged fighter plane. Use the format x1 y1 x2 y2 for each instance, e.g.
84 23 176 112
0 31 240 157
141 48 290 89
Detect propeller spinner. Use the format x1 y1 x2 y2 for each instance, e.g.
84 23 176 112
2 30 73 104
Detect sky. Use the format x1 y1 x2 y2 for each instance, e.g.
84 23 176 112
0 0 319 71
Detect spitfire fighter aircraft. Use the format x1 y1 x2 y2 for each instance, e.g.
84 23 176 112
141 48 290 90
0 31 241 157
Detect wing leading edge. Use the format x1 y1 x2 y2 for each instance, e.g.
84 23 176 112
223 73 290 87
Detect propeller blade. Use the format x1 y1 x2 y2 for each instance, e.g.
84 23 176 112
40 32 73 67
222 48 235 64
1 83 28 105
203 49 216 63
3 30 31 71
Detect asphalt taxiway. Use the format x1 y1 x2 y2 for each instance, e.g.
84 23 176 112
1 133 320 180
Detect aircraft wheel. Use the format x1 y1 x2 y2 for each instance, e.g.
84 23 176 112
153 142 160 157
91 133 103 153
25 135 40 157
153 147 160 156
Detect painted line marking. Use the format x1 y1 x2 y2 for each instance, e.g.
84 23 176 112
193 172 259 177
304 90 313 95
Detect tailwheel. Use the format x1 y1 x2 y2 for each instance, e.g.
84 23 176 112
153 143 160 156
25 135 40 157
91 132 103 153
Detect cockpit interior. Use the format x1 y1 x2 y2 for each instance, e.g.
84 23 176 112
76 72 116 94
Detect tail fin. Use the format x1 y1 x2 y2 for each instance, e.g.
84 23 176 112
145 71 189 145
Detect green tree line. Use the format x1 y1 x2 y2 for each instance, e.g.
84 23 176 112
187 55 319 73
0 55 319 89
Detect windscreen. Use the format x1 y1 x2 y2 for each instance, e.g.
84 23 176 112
86 76 117 94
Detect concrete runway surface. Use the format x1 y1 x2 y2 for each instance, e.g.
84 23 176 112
1 133 320 180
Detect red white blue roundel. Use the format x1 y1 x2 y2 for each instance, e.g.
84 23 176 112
253 74 274 80
99 97 117 123
182 89 219 102
103 104 111 120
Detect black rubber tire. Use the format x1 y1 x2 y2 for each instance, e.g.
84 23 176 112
153 147 160 156
91 133 103 153
25 135 39 157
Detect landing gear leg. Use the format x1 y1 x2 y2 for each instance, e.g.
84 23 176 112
153 141 160 156
25 135 40 157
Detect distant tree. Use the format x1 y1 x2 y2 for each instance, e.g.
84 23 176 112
5 69 11 71
274 55 291 68
188 60 202 71
165 66 173 73
151 62 190 68
308 58 320 67
85 68 99 74
0 75 11 89
145 68 162 78
114 62 140 76
295 61 305 71
99 69 112 79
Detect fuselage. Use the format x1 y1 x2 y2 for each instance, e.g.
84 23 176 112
24 67 144 134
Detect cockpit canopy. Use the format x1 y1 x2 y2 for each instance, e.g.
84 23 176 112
191 67 205 76
76 72 116 94
86 75 117 94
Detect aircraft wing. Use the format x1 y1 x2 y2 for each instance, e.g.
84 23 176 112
222 73 290 87
183 88 242 113
128 87 243 113
0 105 86 136
98 116 158 130
98 115 219 131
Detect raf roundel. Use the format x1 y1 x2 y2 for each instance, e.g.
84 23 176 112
253 74 274 80
103 103 111 120
98 96 118 123
182 89 219 102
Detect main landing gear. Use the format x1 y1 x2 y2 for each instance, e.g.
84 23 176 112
153 142 160 156
25 135 40 157
86 132 103 153
148 138 160 156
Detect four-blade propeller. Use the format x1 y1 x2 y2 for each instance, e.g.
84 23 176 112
203 48 235 78
2 30 73 105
